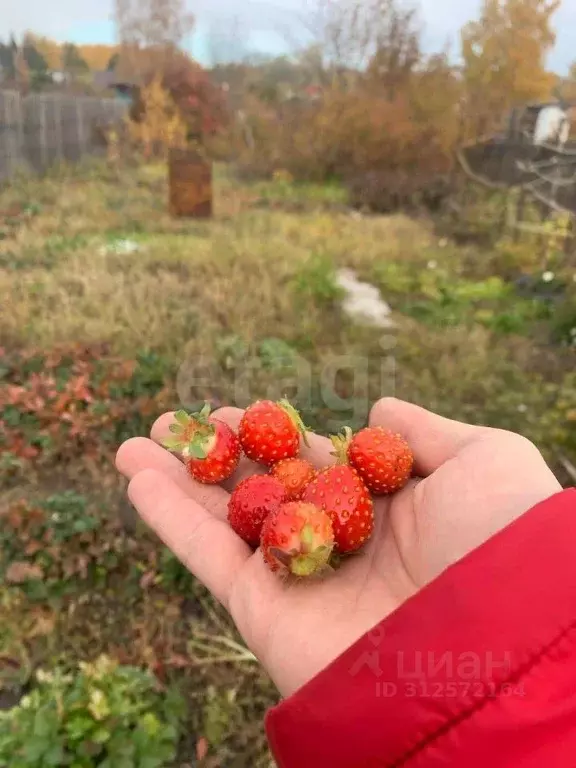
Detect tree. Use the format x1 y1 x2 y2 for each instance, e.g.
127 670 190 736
130 50 229 145
461 0 560 139
127 74 187 157
14 44 30 87
61 43 90 77
136 0 194 47
115 0 195 77
0 41 16 80
20 34 49 76
25 34 61 70
77 45 119 71
366 1 420 98
107 51 121 71
309 0 415 70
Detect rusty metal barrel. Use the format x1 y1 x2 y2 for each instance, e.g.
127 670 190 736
168 147 213 218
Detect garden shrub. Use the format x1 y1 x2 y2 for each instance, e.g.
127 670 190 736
0 655 185 768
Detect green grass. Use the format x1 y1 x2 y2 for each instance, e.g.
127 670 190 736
251 176 348 207
1 159 576 765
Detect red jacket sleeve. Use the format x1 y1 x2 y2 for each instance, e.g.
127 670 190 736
265 489 576 768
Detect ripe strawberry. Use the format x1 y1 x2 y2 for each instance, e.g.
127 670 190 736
344 426 414 495
238 399 309 466
302 464 374 553
162 405 240 484
227 475 287 547
270 458 316 501
261 501 334 576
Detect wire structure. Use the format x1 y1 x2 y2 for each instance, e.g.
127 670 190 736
458 101 576 217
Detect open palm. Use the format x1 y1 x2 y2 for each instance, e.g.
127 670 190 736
116 398 560 698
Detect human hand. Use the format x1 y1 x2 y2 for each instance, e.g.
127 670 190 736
115 398 561 698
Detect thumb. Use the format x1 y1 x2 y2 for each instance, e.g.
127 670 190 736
369 398 487 476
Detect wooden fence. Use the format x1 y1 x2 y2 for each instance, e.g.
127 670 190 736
0 91 128 184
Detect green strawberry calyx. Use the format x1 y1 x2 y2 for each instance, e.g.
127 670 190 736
277 398 311 448
290 545 333 576
161 404 217 460
329 426 353 465
268 520 333 577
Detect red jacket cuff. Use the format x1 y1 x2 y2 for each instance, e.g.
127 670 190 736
265 489 576 767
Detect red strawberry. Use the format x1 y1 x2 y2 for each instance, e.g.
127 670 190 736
238 399 308 466
270 458 316 501
344 426 414 495
227 475 287 547
261 501 334 576
302 464 374 553
162 405 240 484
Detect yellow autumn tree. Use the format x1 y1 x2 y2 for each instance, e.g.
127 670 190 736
127 75 187 158
461 0 560 140
25 34 62 71
77 45 119 72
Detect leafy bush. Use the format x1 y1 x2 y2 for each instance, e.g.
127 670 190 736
373 259 549 335
235 57 460 213
130 50 229 149
550 292 576 346
291 253 344 307
126 76 188 159
0 493 116 600
0 655 185 768
0 345 173 475
490 236 544 278
346 170 452 214
437 187 511 247
155 549 196 595
257 338 298 370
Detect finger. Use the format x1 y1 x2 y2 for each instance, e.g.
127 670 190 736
150 409 264 491
299 431 335 470
370 398 486 476
128 469 251 608
116 437 230 521
152 407 335 490
211 406 243 431
150 411 185 449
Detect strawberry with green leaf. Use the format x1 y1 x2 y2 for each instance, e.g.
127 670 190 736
333 425 414 495
261 501 334 577
238 399 309 466
162 404 241 484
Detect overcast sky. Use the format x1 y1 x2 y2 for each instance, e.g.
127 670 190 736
0 0 574 73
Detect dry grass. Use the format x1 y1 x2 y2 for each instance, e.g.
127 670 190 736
0 163 430 360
